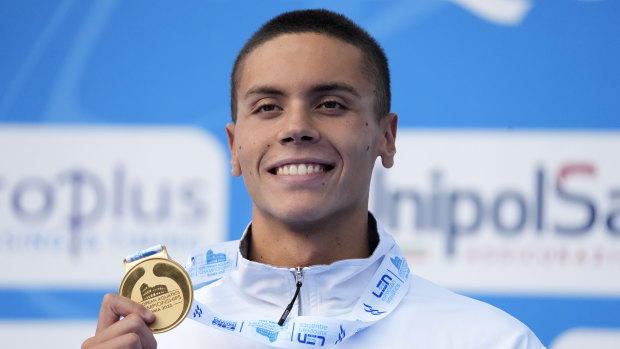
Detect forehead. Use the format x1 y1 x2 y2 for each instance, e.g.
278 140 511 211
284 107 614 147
237 33 373 96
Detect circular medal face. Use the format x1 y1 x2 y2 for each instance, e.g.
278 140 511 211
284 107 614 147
119 258 193 333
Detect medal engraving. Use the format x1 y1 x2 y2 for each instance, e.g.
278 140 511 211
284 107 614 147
119 246 193 333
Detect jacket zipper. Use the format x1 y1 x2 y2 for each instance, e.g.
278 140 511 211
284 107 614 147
277 266 304 326
294 267 304 315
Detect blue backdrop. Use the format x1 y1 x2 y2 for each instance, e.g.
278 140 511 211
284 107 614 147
1 1 619 347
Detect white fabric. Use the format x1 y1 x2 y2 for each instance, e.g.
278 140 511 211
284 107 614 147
156 220 545 348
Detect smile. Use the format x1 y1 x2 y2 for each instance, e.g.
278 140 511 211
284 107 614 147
271 163 333 176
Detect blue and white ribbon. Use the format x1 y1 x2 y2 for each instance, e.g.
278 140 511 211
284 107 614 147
183 238 410 348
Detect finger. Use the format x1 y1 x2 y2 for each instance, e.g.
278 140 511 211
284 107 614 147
91 313 157 349
96 293 155 334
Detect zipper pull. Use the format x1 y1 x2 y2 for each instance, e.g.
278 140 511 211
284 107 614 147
278 267 303 326
294 266 304 284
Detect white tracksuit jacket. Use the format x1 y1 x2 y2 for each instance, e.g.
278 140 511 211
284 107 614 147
157 218 545 348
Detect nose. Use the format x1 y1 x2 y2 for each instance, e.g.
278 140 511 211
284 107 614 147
277 107 320 145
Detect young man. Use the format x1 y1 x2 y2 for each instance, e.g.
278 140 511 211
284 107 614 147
83 9 544 349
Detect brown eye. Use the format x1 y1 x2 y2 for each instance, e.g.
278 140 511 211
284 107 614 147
258 104 278 112
320 101 342 109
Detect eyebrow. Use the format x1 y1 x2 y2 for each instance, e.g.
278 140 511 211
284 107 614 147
243 82 361 100
311 82 361 98
243 86 284 100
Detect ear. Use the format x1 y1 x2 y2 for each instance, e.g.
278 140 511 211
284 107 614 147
226 123 242 177
378 113 398 168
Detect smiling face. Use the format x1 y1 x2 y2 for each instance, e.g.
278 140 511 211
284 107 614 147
227 33 396 228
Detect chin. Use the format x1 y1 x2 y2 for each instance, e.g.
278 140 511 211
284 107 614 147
273 206 334 225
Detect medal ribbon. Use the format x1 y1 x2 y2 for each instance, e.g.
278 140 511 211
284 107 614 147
183 237 410 348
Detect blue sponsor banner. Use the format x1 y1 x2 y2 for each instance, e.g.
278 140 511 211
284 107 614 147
0 288 111 319
472 294 620 346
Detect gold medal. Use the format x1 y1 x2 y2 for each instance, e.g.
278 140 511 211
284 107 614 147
119 245 193 333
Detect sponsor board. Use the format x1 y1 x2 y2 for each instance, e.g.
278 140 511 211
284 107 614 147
370 130 620 295
0 126 228 287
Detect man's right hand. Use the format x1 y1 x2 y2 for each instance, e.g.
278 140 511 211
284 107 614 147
81 293 157 349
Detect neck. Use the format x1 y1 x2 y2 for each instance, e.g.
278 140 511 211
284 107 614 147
247 208 371 268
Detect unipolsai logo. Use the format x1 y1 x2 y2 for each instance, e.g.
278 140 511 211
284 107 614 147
370 131 620 293
0 126 229 286
374 163 620 257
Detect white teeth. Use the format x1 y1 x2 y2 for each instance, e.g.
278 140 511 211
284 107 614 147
275 163 326 176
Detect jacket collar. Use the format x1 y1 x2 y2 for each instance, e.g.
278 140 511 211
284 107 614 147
228 213 396 316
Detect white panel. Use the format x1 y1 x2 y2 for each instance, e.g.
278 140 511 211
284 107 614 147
0 126 229 287
370 130 620 295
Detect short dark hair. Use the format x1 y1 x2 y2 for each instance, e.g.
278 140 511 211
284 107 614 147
230 9 391 122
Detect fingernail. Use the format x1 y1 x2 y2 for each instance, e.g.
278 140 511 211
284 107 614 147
144 309 156 322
